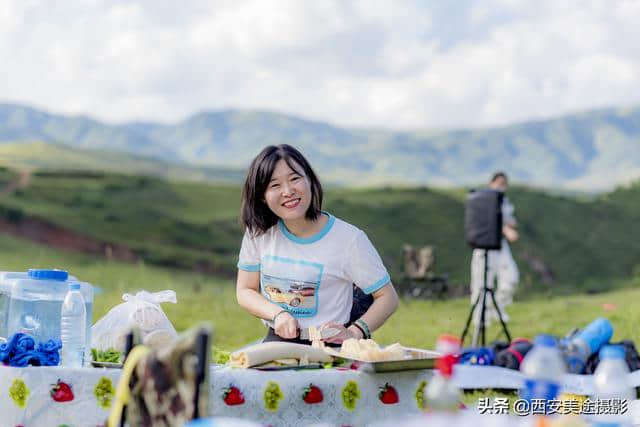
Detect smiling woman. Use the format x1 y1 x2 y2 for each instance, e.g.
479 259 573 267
235 144 399 347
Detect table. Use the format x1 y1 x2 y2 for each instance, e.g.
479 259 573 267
0 364 432 426
4 364 640 426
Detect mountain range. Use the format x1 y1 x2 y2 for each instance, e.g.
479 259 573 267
1 102 639 190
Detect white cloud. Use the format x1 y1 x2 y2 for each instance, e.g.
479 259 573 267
0 0 639 129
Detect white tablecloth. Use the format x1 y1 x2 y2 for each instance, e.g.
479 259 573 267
210 365 432 427
3 364 640 426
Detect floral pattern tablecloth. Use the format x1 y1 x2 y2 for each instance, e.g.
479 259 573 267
0 365 120 427
0 364 432 427
210 365 433 427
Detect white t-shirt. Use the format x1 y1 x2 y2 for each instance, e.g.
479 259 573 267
237 212 390 329
502 195 516 227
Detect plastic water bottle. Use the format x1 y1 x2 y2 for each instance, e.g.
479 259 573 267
520 335 566 413
0 281 11 341
424 335 462 412
60 283 87 368
563 317 613 374
591 345 634 426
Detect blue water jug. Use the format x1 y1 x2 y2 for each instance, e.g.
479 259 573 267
7 269 93 358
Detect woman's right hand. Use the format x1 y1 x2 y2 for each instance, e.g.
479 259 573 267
274 311 299 339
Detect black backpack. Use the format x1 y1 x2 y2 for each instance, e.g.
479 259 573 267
349 284 373 325
584 340 640 374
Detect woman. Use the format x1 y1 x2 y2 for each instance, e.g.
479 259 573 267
236 144 398 345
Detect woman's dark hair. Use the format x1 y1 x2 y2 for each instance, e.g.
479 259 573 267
241 144 323 235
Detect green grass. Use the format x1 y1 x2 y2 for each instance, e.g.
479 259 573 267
0 233 263 350
0 141 244 183
376 280 640 348
0 166 15 187
3 232 640 352
2 170 243 273
6 168 640 296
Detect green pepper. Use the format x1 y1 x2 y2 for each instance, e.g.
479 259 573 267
91 347 122 363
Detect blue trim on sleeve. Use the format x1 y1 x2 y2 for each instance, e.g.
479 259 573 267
237 262 260 272
362 273 391 294
278 212 335 244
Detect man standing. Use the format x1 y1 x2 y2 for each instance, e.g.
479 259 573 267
470 172 519 326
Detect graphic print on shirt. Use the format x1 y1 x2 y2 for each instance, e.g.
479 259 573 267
261 255 323 317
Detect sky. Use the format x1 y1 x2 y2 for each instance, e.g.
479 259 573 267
1 0 640 130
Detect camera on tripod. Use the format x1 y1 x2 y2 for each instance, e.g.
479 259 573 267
461 189 511 346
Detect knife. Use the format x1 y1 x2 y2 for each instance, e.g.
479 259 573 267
299 327 341 341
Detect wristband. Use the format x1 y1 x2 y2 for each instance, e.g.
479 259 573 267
351 322 367 339
272 309 289 322
355 319 371 339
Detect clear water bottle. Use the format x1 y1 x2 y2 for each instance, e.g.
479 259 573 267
563 317 613 374
0 276 13 341
520 334 566 412
592 345 634 426
60 283 87 368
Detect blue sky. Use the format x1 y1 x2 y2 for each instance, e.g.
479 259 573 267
1 0 639 129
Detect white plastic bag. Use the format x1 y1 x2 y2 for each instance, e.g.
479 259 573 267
91 290 178 351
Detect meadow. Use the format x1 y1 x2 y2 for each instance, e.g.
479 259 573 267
3 167 640 298
3 165 640 354
2 232 639 352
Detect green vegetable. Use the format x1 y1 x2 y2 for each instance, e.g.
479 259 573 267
213 348 230 364
91 347 122 363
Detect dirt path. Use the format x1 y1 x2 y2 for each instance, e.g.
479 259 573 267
0 215 139 262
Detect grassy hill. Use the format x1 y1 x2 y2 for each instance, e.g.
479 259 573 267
0 169 243 274
0 141 244 183
2 103 640 190
2 167 640 296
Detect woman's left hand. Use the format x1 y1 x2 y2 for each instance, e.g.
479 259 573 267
321 322 363 344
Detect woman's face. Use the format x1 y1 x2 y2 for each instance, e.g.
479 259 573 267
264 158 312 222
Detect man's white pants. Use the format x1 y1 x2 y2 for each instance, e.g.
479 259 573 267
470 240 519 326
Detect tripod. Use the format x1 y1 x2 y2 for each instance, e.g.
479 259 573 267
461 249 511 346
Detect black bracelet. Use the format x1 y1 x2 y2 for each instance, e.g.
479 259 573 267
272 309 289 322
355 319 372 339
351 322 367 339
